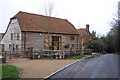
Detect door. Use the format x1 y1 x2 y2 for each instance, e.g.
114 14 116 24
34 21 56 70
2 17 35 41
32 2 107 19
52 36 61 50
53 42 59 50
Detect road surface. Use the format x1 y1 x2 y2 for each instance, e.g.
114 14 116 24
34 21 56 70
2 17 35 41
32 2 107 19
47 54 119 78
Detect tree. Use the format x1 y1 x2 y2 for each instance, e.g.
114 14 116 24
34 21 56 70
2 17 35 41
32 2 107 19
92 30 96 37
104 34 115 53
105 3 120 53
41 1 55 50
41 2 54 16
87 39 105 52
118 21 120 53
109 18 120 53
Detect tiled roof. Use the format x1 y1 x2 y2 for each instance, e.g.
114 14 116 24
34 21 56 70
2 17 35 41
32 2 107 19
77 28 87 37
77 28 96 39
12 11 79 35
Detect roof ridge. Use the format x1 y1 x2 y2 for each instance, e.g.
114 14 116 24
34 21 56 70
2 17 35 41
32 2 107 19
18 11 66 21
10 11 79 35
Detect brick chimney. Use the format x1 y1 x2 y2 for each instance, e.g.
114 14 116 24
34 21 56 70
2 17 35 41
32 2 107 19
86 24 89 31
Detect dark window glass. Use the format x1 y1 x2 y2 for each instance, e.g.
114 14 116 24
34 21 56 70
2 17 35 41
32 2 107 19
16 45 18 50
70 36 74 40
17 33 20 40
11 33 13 40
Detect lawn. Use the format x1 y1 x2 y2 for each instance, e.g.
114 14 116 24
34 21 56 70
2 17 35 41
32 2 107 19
68 54 97 60
68 55 86 60
1 65 20 78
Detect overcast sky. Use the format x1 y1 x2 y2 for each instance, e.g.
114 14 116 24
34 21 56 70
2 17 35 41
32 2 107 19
0 0 119 36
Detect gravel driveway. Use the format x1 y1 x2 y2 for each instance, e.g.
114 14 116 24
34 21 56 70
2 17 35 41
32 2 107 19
7 59 75 78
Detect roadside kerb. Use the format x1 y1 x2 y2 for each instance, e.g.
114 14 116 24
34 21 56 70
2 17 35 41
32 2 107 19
44 54 101 79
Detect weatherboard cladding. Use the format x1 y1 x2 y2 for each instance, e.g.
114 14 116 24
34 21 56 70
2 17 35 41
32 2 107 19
12 11 79 35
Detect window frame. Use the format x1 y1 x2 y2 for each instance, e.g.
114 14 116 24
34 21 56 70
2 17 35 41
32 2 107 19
70 36 75 40
17 33 20 40
16 45 19 50
11 33 13 40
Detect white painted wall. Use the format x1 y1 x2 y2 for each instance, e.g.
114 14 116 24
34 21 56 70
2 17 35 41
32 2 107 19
1 18 22 51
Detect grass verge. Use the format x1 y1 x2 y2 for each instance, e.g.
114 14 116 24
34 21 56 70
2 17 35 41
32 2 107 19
68 55 86 60
1 65 20 78
68 53 97 60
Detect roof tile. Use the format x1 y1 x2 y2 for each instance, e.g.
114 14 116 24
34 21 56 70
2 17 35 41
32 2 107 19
13 11 79 35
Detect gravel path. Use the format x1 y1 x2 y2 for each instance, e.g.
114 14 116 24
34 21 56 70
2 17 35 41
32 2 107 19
7 59 75 78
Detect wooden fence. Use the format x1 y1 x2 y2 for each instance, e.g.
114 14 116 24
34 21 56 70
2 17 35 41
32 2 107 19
1 49 82 63
33 50 81 59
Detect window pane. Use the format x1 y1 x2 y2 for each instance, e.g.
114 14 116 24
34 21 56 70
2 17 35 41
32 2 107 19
16 45 18 50
9 44 12 49
17 33 20 40
70 36 74 40
11 33 13 40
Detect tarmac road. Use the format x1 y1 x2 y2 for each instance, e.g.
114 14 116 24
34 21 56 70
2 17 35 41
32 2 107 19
48 54 119 78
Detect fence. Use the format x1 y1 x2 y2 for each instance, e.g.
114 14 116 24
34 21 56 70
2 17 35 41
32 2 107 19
33 50 81 59
1 49 82 63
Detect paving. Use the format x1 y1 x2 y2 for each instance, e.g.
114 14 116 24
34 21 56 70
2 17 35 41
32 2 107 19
47 54 119 78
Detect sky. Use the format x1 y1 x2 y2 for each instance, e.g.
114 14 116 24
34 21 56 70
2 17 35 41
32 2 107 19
0 0 119 36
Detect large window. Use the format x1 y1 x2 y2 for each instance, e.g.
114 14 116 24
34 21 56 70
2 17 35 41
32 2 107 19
52 36 59 41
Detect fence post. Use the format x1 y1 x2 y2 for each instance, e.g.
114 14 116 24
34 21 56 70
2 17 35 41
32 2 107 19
50 50 52 59
29 48 33 59
2 51 6 63
62 51 65 59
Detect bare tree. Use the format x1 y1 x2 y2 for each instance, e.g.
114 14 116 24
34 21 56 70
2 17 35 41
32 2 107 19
42 2 54 16
41 2 55 50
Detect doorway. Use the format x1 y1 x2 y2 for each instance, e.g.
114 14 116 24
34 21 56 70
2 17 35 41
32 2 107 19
52 36 61 50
